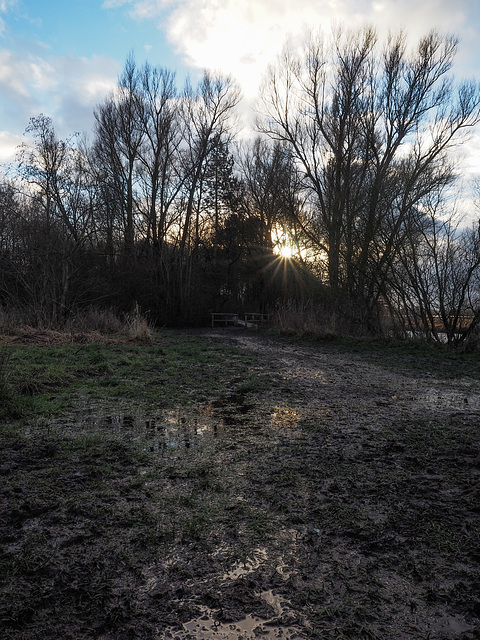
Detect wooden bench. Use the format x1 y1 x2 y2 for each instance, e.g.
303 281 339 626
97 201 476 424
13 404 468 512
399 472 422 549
211 313 239 327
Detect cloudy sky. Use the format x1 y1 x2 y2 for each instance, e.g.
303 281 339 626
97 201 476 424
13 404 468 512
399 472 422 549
1 0 480 167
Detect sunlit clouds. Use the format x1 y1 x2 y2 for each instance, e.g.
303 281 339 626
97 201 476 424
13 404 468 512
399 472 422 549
101 0 480 100
0 0 479 165
106 0 335 98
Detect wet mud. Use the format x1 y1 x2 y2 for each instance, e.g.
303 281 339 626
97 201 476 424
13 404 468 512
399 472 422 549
1 328 479 639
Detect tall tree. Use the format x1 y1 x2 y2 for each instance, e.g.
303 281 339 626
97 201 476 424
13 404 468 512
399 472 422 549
258 27 480 330
93 56 145 258
136 63 182 251
179 71 241 255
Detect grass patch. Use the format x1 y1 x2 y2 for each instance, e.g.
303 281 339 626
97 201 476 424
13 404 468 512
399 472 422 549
277 330 480 380
0 330 264 420
336 335 480 379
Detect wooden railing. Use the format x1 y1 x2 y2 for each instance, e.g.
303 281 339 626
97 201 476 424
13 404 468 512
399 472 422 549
211 313 270 328
211 313 239 327
243 313 271 327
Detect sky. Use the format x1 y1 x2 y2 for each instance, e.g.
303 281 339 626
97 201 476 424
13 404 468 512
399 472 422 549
1 0 480 174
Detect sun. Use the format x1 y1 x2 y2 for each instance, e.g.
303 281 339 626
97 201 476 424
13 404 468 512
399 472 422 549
274 243 293 259
278 244 293 259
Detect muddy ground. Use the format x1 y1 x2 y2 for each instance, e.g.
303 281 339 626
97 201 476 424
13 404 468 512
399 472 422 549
1 328 480 639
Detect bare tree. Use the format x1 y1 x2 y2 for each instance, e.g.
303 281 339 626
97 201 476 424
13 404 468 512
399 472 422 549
93 56 145 257
136 63 182 251
390 200 480 345
13 115 94 322
179 71 241 255
16 115 94 243
258 27 480 331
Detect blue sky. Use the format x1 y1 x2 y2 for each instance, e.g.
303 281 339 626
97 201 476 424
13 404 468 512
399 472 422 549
1 0 480 172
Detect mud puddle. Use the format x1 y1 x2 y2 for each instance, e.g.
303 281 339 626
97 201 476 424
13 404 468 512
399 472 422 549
163 545 302 640
26 404 225 452
167 594 298 640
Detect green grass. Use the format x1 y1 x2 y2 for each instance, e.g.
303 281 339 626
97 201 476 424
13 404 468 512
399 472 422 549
0 330 263 421
336 335 480 379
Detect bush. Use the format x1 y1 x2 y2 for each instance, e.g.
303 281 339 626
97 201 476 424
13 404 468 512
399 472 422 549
0 306 29 335
123 303 154 343
271 300 340 338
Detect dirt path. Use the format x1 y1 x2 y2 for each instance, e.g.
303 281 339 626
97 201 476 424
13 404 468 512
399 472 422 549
162 328 480 639
198 327 480 426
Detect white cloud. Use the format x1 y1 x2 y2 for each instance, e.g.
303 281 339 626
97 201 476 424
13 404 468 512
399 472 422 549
163 0 333 96
29 58 57 91
105 0 480 100
0 130 21 164
460 132 480 178
0 50 60 100
0 48 119 163
42 55 119 136
0 50 31 97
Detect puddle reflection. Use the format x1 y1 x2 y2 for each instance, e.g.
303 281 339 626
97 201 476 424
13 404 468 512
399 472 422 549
177 604 287 640
270 406 301 429
36 405 224 453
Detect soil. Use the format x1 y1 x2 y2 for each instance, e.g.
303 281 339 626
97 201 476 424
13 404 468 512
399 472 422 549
1 328 479 639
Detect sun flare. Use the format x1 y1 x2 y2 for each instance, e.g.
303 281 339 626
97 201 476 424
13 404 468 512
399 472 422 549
278 244 293 259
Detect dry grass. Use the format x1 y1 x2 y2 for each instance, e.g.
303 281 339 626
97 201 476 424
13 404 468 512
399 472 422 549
0 304 155 345
65 306 124 335
123 302 155 343
271 300 340 338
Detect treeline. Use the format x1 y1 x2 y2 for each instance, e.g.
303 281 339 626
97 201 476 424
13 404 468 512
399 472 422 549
1 64 312 328
1 27 480 344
